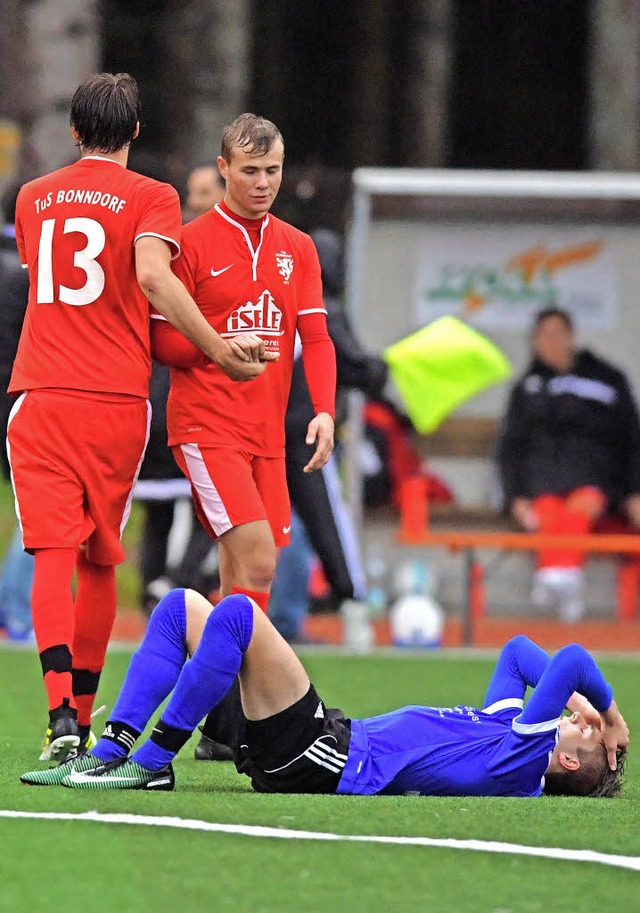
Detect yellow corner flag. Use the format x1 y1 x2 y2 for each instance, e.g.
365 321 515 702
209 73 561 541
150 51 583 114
384 316 511 433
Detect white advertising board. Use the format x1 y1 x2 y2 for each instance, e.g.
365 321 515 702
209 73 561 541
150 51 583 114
414 226 616 329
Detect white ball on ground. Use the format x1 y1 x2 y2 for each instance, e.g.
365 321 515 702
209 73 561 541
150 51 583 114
389 593 445 648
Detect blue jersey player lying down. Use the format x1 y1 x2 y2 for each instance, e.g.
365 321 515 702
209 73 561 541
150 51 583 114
22 588 629 797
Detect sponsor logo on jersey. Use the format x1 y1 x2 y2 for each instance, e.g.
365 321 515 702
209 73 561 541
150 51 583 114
276 250 294 283
223 289 283 338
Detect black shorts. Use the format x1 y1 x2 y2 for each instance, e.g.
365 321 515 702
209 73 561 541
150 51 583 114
235 684 352 794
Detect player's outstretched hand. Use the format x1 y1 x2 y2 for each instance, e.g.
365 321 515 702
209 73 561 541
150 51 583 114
600 700 630 770
303 412 335 473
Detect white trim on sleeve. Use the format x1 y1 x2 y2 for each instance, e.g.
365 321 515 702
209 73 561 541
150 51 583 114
297 307 328 316
512 714 561 735
134 231 181 259
483 698 524 715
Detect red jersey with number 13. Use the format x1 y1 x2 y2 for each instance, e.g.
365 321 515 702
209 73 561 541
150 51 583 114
10 156 181 398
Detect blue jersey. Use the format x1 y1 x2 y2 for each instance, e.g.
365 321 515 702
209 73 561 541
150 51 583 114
337 637 613 798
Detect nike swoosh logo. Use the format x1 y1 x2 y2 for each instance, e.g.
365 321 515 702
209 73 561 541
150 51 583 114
282 525 291 534
210 265 233 277
67 770 141 786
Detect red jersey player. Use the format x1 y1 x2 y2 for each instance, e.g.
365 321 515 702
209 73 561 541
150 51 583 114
8 75 275 767
151 114 336 635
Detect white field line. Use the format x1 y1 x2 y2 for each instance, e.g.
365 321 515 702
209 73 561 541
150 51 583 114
1 809 639 872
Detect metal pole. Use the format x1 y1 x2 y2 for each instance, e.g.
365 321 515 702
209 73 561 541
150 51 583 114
343 184 371 532
462 547 475 646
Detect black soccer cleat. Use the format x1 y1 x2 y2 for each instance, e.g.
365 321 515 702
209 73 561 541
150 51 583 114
194 728 234 762
39 699 80 762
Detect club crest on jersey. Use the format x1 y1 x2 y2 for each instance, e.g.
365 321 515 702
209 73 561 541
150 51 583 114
224 289 283 337
276 250 294 283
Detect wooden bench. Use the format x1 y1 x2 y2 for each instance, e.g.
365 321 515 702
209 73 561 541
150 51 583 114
396 417 640 643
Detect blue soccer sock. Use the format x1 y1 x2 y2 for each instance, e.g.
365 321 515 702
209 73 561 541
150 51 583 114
132 593 254 770
92 588 188 762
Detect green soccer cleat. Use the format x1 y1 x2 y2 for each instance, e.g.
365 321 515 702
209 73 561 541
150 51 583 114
21 751 104 786
62 757 175 791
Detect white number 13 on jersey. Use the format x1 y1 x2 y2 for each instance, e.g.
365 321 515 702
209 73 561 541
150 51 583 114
37 217 106 306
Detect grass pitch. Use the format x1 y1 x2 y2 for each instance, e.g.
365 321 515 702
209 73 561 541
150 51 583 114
0 646 638 912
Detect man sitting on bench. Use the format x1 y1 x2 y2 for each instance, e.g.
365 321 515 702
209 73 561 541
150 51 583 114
498 307 640 621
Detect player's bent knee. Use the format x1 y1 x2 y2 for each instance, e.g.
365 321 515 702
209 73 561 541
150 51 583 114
247 553 277 590
203 592 254 655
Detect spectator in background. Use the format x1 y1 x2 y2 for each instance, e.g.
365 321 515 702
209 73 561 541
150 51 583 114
0 180 33 640
498 307 640 622
183 163 225 221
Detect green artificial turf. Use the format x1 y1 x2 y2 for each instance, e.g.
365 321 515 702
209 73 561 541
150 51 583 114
0 647 638 912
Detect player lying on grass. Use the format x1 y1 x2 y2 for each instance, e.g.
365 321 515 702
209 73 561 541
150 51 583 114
22 588 629 797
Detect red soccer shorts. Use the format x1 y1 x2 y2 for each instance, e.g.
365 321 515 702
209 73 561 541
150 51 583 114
7 389 150 565
172 443 291 547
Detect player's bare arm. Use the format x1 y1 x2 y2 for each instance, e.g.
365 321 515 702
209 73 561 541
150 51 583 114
135 236 271 381
569 692 630 768
566 692 602 728
600 699 630 770
303 411 335 473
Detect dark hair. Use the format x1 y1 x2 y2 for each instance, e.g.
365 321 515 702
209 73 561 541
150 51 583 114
533 307 574 333
544 744 626 799
220 113 283 163
188 162 225 188
70 73 141 153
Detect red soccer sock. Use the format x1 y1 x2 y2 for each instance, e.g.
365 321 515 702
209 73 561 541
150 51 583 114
231 586 269 614
73 691 100 729
31 547 78 712
72 551 117 725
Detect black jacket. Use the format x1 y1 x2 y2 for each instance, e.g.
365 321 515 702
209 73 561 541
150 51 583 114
0 230 29 480
285 294 387 436
137 362 182 481
286 227 387 434
497 349 640 509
